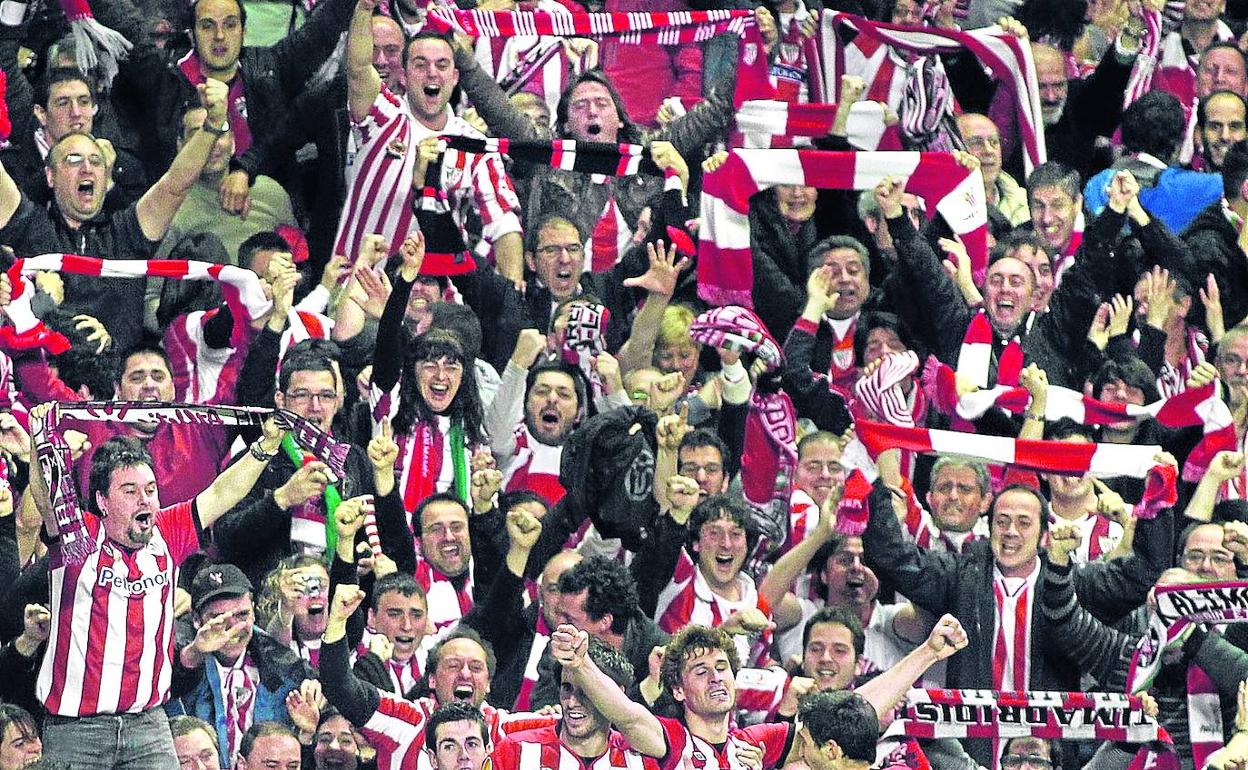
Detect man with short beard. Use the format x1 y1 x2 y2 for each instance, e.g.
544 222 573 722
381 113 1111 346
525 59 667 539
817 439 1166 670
485 328 587 506
490 639 641 770
321 585 528 770
9 340 234 507
175 562 316 767
1196 91 1248 172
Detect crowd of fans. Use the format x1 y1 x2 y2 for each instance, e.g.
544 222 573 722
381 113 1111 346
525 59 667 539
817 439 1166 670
4 0 1248 768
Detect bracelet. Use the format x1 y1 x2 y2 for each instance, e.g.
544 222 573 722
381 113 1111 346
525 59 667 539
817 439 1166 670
201 119 230 137
249 442 279 462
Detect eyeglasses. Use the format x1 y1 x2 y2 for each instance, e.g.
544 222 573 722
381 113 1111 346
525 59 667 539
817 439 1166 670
1181 549 1235 568
965 135 1001 150
59 152 105 169
536 243 584 258
1001 756 1053 770
285 389 338 405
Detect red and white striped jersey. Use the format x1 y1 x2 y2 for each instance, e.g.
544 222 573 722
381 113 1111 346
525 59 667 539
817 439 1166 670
333 87 523 268
655 552 773 668
362 694 542 770
38 501 199 717
492 725 657 770
655 718 792 770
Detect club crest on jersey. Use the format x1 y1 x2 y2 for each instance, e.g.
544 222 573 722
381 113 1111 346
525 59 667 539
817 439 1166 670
833 347 854 369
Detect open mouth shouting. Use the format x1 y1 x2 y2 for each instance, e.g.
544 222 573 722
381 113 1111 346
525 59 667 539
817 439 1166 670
451 683 475 703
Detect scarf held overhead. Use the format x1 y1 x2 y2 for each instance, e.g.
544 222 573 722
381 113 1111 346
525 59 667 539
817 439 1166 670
698 149 987 307
1127 580 1248 693
3 255 270 353
32 402 350 564
423 8 772 107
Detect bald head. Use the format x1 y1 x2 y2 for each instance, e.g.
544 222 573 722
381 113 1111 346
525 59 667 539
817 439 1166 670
956 113 1002 186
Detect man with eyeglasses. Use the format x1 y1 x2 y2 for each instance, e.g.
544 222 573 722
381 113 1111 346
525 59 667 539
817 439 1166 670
999 737 1059 770
1179 522 1241 580
956 113 1029 227
215 339 382 586
0 78 231 353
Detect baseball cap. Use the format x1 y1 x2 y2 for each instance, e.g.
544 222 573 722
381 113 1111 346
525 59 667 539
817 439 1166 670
190 562 253 613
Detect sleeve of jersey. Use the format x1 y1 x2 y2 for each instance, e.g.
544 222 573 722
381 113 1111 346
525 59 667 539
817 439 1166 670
354 88 405 145
362 693 430 759
156 501 201 565
654 717 689 770
469 152 523 244
734 723 794 770
489 736 520 770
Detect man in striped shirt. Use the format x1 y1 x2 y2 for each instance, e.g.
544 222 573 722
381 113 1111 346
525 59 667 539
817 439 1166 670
337 0 523 284
491 638 654 770
27 405 289 770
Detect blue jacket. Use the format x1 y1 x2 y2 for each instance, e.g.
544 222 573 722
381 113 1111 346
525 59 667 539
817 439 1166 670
172 629 312 765
1084 164 1222 235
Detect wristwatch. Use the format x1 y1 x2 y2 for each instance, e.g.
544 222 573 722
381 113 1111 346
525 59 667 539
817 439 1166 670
201 119 230 136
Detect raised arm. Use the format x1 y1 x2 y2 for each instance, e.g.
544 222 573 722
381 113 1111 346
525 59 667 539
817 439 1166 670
346 0 384 123
855 614 967 720
551 624 667 758
135 79 229 241
193 419 287 528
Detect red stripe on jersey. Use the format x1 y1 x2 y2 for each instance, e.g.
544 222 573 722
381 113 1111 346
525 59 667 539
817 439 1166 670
42 549 89 714
78 545 116 716
115 551 147 711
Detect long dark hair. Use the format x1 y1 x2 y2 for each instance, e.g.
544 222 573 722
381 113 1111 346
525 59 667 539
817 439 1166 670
393 329 484 444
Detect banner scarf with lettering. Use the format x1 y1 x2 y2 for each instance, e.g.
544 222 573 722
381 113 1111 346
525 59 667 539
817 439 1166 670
1127 581 1248 767
698 148 988 308
30 402 350 564
688 305 796 550
922 356 1238 484
2 254 270 354
880 689 1178 769
816 12 1046 173
423 8 773 108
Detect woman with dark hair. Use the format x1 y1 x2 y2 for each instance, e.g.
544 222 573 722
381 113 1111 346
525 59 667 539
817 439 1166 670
369 234 487 518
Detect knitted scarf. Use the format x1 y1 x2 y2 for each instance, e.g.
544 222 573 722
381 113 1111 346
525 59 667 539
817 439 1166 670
688 305 795 552
3 254 270 353
883 689 1178 769
817 12 1046 173
439 136 662 177
1128 580 1248 767
30 402 349 564
423 9 773 107
698 149 987 307
0 0 131 85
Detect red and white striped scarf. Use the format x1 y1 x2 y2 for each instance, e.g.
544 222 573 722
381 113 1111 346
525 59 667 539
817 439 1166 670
414 557 475 632
1152 326 1209 399
923 355 1237 485
852 351 928 480
816 12 1046 173
220 654 259 763
439 136 662 177
698 149 987 307
884 689 1178 769
423 9 773 107
688 306 795 540
856 420 1168 481
3 254 270 354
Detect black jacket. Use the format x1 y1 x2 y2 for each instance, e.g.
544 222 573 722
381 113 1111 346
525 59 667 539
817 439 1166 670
109 0 354 184
1183 200 1248 328
888 204 1122 389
